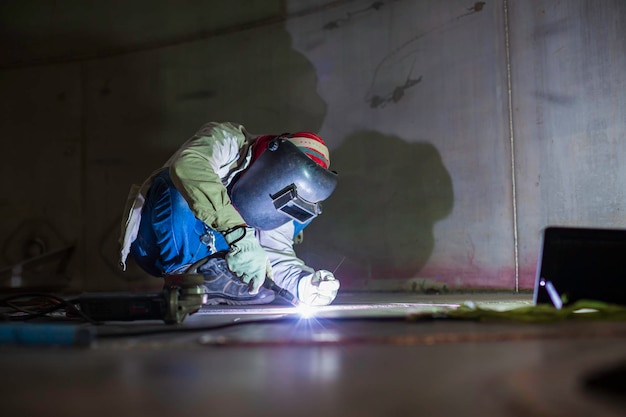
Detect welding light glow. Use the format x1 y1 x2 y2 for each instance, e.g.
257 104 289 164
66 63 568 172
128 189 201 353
296 304 316 319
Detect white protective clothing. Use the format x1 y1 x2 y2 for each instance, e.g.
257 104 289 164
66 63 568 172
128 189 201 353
119 122 338 304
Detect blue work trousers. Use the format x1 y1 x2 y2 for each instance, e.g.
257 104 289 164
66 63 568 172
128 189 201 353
130 169 229 276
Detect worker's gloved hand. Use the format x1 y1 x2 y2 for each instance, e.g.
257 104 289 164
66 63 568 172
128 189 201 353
298 270 340 306
224 226 271 294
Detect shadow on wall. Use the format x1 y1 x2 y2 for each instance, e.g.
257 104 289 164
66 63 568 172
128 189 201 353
301 130 453 284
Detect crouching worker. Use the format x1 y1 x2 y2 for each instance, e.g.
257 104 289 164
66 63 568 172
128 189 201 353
118 122 340 306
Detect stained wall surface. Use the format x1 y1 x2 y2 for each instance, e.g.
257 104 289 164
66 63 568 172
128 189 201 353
510 0 626 288
0 0 624 292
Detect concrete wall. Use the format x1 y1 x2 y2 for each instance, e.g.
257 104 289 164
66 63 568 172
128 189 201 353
0 0 624 293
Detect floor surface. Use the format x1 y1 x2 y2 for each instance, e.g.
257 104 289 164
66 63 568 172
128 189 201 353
2 292 626 417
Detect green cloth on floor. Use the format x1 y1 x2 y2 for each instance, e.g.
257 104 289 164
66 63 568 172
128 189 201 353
411 300 626 323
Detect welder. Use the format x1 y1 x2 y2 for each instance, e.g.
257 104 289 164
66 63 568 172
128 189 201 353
118 122 340 306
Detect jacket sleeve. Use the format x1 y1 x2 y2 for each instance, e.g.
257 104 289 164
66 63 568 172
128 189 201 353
168 122 249 232
256 221 315 297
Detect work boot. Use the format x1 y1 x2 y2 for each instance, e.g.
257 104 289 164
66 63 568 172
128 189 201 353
197 256 275 305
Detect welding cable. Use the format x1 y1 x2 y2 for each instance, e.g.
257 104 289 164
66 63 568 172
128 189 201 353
0 292 68 319
0 293 98 324
0 291 297 332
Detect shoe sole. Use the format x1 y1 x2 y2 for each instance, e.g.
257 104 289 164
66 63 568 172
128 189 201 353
203 294 275 306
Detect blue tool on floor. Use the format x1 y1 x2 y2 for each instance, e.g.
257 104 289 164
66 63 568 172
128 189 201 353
0 323 94 346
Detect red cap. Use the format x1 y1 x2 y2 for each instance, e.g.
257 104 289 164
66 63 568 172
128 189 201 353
286 132 330 169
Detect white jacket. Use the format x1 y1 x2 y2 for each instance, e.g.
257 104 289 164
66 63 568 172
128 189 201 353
118 122 313 295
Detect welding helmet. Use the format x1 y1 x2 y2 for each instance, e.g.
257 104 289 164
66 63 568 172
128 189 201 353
230 137 338 230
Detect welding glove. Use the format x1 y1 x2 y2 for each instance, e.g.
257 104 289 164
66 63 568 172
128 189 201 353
224 226 272 294
298 270 340 306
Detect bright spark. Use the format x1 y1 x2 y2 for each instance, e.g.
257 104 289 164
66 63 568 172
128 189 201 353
296 304 316 319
